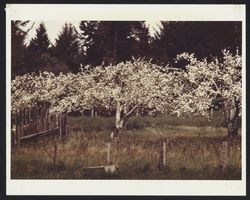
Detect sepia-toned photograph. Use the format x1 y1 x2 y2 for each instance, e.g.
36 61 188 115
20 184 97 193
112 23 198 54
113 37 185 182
6 4 246 195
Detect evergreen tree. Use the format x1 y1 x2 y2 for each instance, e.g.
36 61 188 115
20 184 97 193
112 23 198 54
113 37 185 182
11 20 34 77
53 23 80 72
78 21 99 66
29 23 50 54
79 21 150 66
79 21 99 50
131 22 151 58
27 23 51 72
151 21 242 66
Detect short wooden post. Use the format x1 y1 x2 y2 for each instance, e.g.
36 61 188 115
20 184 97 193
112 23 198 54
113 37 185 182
52 114 55 129
107 142 111 165
17 126 20 147
59 114 62 139
63 114 67 136
163 141 166 168
47 110 49 130
20 123 24 138
53 142 58 165
62 113 65 136
221 141 228 173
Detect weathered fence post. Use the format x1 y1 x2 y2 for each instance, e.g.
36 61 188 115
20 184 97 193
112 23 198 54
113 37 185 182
17 126 20 147
220 141 228 173
59 113 62 139
163 141 167 168
53 142 58 165
63 113 67 136
47 109 50 130
107 142 111 165
159 141 167 170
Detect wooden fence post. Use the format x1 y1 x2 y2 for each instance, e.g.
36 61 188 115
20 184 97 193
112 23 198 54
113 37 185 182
17 126 20 147
51 114 54 129
64 113 67 136
53 142 58 165
59 113 62 139
163 141 166 168
107 142 111 165
47 110 50 130
220 141 228 173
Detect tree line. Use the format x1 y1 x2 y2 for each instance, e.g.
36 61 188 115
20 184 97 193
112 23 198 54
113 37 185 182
11 20 241 77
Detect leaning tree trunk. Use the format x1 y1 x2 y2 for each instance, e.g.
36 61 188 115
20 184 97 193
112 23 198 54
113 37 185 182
223 99 240 137
91 107 94 117
114 102 125 137
113 102 138 139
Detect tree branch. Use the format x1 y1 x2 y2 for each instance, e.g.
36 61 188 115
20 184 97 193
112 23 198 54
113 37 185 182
211 79 220 92
123 104 139 119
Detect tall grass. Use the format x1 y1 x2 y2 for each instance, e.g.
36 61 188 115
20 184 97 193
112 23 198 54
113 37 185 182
11 116 241 179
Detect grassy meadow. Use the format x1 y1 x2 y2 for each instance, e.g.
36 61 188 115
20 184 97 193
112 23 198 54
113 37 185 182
11 111 241 179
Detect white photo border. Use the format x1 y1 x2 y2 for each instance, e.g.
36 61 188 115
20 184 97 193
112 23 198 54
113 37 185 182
6 4 246 196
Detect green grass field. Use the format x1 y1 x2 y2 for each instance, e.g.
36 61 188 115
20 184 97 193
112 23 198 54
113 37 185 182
11 112 241 179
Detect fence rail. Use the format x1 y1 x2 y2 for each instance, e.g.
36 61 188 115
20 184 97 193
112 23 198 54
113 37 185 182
11 105 67 146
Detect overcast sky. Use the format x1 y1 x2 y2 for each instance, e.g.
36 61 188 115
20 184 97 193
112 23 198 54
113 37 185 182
24 21 161 45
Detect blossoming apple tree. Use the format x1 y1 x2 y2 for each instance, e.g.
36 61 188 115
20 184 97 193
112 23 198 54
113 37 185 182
174 49 242 137
70 60 180 135
12 71 73 113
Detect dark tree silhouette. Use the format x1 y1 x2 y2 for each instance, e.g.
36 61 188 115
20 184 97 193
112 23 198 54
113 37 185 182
53 23 80 72
27 23 51 72
79 21 150 66
29 23 50 54
11 20 34 77
151 21 242 67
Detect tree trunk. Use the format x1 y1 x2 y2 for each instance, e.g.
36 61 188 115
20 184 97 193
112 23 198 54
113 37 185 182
136 107 140 117
114 102 124 137
113 102 139 139
210 107 213 118
227 120 238 137
223 100 240 137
